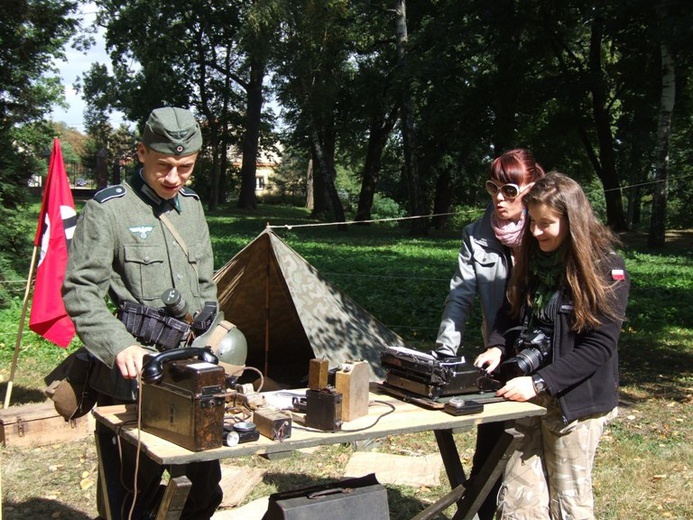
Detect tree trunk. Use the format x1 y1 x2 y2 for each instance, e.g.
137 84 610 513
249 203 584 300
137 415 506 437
237 56 265 210
219 129 230 205
648 38 675 248
305 157 314 210
625 146 642 229
309 145 327 218
207 130 221 212
96 146 108 190
355 106 399 222
431 168 452 230
394 0 427 236
588 16 627 231
490 0 520 153
308 125 346 229
111 158 121 186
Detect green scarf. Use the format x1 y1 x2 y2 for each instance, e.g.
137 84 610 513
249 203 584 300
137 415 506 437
529 245 567 312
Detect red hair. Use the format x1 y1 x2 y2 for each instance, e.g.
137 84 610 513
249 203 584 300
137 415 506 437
490 148 545 185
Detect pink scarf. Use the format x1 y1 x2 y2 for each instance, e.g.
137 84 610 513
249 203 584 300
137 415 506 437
491 211 526 250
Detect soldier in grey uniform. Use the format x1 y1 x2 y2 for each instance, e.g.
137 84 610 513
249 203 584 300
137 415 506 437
63 107 222 519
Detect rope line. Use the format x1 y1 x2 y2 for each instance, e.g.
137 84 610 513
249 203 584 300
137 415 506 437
265 211 456 230
602 173 693 193
323 271 451 282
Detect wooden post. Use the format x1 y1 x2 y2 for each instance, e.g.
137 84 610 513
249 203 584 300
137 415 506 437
3 245 39 408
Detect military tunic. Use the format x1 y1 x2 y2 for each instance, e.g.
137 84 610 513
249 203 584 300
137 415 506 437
63 172 217 370
63 172 223 520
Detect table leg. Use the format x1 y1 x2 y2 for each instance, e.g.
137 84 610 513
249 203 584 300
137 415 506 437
435 429 467 489
412 423 523 520
94 430 112 520
450 425 523 520
409 430 467 520
154 466 192 520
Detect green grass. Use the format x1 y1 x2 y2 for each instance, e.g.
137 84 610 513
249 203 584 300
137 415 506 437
1 203 691 519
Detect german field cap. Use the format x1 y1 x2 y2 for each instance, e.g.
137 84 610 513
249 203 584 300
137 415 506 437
142 107 202 156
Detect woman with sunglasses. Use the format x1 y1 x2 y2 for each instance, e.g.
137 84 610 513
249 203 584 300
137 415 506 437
434 148 545 520
479 172 630 519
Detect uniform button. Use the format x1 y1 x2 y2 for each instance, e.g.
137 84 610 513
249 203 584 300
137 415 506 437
144 255 151 262
176 274 183 280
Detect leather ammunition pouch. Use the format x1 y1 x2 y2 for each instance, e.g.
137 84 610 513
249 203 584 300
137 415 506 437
118 301 191 350
118 300 218 351
83 301 222 403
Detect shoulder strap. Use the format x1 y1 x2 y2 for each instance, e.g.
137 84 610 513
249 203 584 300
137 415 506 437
159 212 197 276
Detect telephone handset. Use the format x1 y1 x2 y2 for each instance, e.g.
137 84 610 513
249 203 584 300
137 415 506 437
141 347 218 384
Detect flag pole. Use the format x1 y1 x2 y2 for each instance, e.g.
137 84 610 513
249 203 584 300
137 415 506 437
3 245 39 409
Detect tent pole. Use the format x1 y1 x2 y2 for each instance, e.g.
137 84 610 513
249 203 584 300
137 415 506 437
3 245 39 408
264 241 270 377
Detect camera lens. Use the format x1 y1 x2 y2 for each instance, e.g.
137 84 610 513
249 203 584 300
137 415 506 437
500 348 545 380
516 348 544 374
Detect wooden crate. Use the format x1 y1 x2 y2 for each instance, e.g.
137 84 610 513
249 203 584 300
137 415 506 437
0 401 91 447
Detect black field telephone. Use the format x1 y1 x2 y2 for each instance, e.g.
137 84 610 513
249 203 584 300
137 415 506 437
141 347 218 384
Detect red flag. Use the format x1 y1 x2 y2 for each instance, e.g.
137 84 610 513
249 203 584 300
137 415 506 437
29 138 77 347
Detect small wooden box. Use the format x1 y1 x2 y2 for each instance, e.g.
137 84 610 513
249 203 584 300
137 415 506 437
334 361 370 422
253 408 292 441
308 358 329 390
0 401 90 447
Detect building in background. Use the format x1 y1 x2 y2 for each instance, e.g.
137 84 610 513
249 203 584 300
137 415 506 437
230 146 282 198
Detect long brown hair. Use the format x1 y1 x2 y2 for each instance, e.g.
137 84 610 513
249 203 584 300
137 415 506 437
507 172 623 331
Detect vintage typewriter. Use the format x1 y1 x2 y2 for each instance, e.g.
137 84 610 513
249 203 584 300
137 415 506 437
378 346 502 408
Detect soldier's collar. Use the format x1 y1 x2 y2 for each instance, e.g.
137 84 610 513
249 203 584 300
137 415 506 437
131 170 182 214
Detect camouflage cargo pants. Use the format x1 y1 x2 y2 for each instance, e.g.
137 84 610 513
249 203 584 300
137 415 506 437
497 394 617 520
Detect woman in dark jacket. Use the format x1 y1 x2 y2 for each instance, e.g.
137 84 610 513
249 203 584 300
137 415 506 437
475 172 630 519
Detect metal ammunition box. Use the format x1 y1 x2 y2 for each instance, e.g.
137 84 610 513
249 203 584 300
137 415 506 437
140 359 226 451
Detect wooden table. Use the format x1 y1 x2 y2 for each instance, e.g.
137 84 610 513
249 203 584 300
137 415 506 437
92 389 545 520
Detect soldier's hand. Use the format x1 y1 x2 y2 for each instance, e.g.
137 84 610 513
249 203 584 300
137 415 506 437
115 345 151 380
473 347 503 373
496 376 536 402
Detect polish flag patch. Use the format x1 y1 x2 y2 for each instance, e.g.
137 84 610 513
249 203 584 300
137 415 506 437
611 269 625 280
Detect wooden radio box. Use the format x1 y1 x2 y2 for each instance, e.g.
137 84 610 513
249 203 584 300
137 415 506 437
140 359 226 451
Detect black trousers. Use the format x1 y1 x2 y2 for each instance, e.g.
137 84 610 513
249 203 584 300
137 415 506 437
469 421 505 520
95 396 222 519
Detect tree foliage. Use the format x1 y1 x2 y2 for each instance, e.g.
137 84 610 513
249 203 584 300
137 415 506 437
80 0 283 210
0 0 79 297
4 0 693 253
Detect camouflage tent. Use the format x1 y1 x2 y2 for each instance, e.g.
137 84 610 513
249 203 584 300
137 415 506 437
213 229 406 386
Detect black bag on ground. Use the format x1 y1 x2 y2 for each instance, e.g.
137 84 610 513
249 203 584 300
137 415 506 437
262 473 389 520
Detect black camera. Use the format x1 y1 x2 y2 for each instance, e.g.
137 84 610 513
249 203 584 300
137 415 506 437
499 329 552 381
